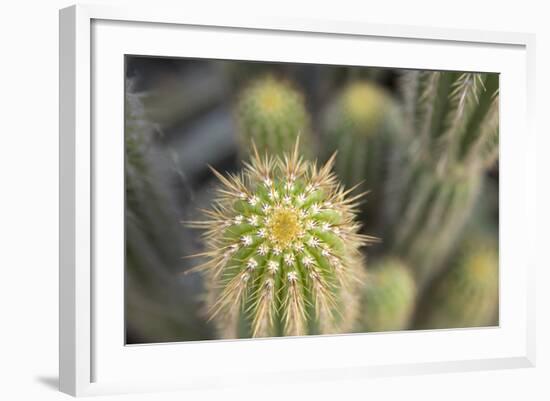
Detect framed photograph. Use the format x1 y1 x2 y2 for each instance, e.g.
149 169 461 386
59 4 536 397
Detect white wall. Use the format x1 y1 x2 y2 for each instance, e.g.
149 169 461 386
0 0 547 400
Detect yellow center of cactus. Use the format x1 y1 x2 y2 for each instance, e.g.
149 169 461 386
345 84 385 130
259 86 284 113
268 208 301 248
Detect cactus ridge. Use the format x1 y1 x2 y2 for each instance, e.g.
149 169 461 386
189 141 373 337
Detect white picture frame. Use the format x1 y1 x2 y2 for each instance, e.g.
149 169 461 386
59 3 536 397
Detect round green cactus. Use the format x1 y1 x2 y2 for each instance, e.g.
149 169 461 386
322 81 402 220
357 258 416 332
236 76 313 157
328 81 393 136
414 238 498 329
189 142 372 338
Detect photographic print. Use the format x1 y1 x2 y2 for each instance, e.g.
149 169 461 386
124 56 499 344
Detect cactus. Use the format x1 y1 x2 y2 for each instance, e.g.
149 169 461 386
386 71 499 286
236 76 313 157
357 258 416 332
125 80 212 342
322 81 402 221
414 237 498 329
189 141 373 338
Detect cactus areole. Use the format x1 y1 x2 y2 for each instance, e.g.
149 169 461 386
189 142 372 337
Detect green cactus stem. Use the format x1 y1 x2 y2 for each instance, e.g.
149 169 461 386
357 258 416 332
414 237 498 329
386 71 499 286
236 75 313 157
188 142 374 338
322 81 402 222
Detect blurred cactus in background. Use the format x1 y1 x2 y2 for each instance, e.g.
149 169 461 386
386 71 499 287
236 76 314 157
414 236 498 329
357 258 416 332
189 142 372 338
322 81 402 223
125 80 212 342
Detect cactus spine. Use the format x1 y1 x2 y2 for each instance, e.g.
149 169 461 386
387 71 499 286
189 142 372 338
322 81 402 221
414 238 498 329
357 258 416 332
236 76 313 157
